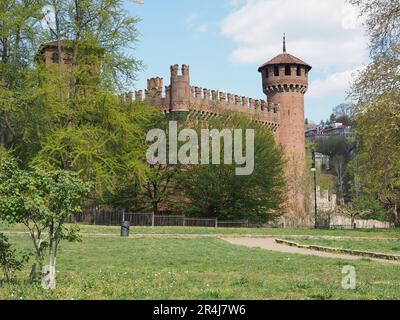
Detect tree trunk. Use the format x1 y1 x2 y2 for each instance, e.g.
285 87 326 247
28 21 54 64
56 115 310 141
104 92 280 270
153 202 159 216
3 265 10 282
28 234 44 283
29 263 37 282
42 234 57 290
0 113 6 148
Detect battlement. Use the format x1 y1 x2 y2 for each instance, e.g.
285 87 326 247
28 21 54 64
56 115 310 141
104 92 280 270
131 64 280 130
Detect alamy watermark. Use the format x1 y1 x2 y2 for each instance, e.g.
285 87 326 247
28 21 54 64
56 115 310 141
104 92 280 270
341 265 356 290
146 121 255 176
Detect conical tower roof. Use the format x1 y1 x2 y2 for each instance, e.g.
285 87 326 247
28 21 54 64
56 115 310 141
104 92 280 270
258 34 312 72
258 53 312 72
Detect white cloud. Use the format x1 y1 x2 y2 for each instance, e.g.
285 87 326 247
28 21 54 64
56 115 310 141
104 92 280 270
308 66 364 99
221 0 369 116
221 0 368 70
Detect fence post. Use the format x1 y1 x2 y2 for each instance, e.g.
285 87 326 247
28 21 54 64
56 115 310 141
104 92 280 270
152 212 155 227
215 218 218 228
122 211 125 223
183 215 186 227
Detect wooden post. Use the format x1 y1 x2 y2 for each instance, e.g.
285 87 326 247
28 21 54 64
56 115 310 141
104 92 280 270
152 212 155 227
215 218 218 228
183 215 186 227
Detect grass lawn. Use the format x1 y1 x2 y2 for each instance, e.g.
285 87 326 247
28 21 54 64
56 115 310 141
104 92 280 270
285 237 400 255
1 222 400 238
1 232 400 300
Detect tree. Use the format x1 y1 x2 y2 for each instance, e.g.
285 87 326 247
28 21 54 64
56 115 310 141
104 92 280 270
40 0 142 91
333 103 355 118
351 94 400 225
107 114 193 215
349 0 400 56
0 156 91 285
0 0 157 200
335 115 353 126
176 111 285 222
315 136 354 203
338 204 371 229
328 113 336 124
0 233 29 283
331 155 346 202
349 0 400 225
0 0 44 148
351 194 389 221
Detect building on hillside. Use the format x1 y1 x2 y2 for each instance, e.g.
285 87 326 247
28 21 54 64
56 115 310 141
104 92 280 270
315 152 330 171
305 123 352 141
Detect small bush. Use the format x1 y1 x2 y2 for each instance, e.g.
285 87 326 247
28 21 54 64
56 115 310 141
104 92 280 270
0 233 30 284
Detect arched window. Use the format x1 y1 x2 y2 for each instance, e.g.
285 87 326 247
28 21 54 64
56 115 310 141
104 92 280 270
51 52 59 64
285 65 291 76
274 66 279 76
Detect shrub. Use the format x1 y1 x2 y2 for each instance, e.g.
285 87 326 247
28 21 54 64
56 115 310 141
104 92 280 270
0 233 30 283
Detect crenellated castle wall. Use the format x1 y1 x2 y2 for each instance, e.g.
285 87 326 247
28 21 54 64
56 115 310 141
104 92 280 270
121 65 281 131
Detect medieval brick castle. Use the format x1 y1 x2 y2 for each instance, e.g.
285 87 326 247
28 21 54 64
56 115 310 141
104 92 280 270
130 37 312 215
39 37 312 216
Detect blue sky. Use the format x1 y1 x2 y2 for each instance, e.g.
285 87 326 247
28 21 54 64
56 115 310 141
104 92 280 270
125 0 369 123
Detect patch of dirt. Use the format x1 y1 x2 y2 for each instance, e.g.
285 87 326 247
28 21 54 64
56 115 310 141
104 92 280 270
223 237 400 264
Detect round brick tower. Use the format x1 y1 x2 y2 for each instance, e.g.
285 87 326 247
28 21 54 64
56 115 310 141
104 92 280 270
258 36 312 215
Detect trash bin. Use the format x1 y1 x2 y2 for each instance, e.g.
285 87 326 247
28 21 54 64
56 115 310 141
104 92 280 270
120 221 130 237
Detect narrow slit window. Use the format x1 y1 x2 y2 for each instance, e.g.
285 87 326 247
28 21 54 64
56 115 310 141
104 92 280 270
274 66 279 76
285 65 291 76
51 52 59 64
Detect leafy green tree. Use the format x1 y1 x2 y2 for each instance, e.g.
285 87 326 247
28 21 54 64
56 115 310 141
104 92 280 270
0 0 44 148
349 0 400 225
351 194 389 221
41 0 142 90
0 0 157 200
351 94 400 225
176 111 285 222
0 156 91 284
103 113 176 214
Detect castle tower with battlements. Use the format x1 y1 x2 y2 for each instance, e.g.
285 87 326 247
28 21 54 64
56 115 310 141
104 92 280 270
258 35 312 215
38 38 311 217
136 64 281 132
135 38 311 216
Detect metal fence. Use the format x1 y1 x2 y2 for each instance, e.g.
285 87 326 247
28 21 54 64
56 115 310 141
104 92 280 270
70 209 394 229
71 210 261 228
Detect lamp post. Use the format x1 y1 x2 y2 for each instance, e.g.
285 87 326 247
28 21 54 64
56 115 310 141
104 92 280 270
311 150 318 228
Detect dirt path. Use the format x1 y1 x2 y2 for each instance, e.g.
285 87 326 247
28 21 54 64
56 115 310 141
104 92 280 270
223 237 400 264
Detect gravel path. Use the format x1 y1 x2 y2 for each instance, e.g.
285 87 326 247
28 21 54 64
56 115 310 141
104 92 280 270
223 237 400 264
